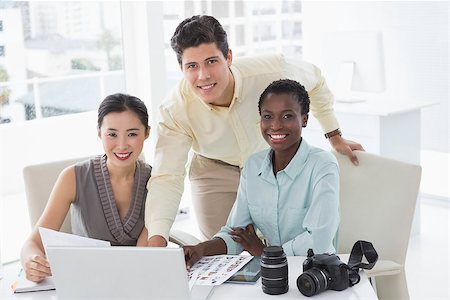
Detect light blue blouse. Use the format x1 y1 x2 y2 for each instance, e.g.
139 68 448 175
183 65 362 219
214 140 340 256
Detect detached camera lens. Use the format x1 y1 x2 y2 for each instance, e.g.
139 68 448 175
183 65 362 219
260 246 289 295
297 268 329 297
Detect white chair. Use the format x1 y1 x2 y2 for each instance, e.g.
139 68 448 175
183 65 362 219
334 151 421 300
23 156 200 246
23 156 92 233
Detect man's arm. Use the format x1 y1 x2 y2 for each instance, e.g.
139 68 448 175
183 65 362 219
145 105 193 246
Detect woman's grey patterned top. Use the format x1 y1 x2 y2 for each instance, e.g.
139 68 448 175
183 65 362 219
71 155 151 245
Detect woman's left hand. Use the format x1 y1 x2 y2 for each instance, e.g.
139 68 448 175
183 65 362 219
230 224 265 256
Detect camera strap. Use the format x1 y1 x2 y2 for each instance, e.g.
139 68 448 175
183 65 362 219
346 240 379 286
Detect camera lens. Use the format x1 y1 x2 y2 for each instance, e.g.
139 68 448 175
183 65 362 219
297 267 329 297
260 246 289 295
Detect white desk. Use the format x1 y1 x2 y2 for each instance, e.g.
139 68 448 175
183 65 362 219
1 256 378 300
303 98 435 165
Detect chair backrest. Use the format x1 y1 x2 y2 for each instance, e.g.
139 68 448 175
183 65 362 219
334 151 421 265
23 156 93 233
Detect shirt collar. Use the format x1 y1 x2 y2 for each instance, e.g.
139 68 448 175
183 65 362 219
230 64 242 103
258 139 311 181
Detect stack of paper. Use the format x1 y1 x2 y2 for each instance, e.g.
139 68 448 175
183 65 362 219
11 274 55 293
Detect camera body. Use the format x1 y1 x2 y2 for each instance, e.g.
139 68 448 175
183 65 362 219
297 249 350 297
303 252 349 291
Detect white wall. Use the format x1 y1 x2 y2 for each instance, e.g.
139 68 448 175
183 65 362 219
302 1 449 152
0 112 103 197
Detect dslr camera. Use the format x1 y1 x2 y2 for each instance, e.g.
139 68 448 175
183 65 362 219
297 249 352 297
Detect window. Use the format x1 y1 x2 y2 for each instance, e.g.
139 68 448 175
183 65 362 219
253 22 277 42
162 0 303 91
282 21 303 39
234 0 244 17
282 0 302 13
0 2 125 123
235 24 245 46
211 1 229 18
251 2 276 15
0 1 125 263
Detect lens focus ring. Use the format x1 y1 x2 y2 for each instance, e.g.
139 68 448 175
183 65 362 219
297 267 329 297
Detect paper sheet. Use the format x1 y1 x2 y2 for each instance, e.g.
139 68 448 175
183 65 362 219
38 227 111 251
12 228 111 293
188 255 252 286
11 273 55 293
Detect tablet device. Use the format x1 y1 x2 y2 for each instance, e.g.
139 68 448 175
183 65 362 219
226 256 261 284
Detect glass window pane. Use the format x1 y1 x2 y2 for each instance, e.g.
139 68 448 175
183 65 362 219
283 0 302 13
0 1 125 124
0 0 125 264
235 0 244 17
253 23 277 42
283 21 302 39
251 2 277 16
161 0 303 88
235 24 245 46
211 1 229 18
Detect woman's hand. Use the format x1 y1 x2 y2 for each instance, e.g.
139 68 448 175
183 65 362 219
23 254 52 283
230 224 265 256
183 238 227 269
183 244 204 270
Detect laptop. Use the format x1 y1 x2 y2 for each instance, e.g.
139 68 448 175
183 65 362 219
46 246 214 300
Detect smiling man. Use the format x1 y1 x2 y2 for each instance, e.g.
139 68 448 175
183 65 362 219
145 15 362 246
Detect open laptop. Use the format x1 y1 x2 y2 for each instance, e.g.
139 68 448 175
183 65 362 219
46 246 214 300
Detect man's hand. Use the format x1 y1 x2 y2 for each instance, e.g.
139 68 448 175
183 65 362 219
147 235 167 247
229 224 265 256
329 135 364 166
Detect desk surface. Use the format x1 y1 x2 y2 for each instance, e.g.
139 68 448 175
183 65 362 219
1 256 378 299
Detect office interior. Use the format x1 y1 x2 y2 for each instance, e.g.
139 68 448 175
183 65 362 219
0 1 448 299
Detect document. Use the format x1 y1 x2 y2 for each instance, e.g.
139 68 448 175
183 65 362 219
188 255 253 286
11 228 111 293
38 227 111 250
